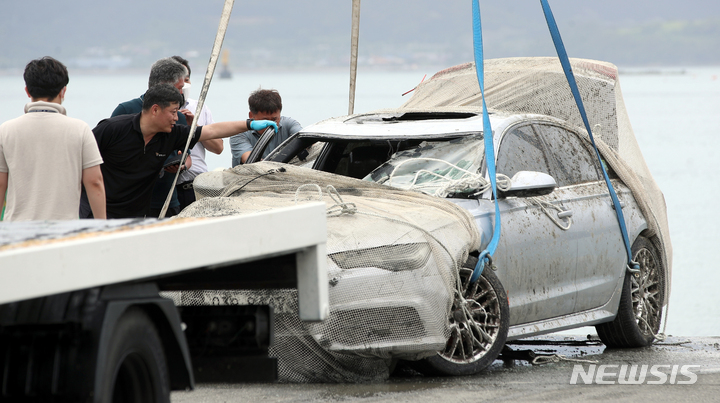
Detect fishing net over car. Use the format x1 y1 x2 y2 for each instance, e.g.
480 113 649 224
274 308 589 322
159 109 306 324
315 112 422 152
167 57 672 382
399 57 672 302
166 161 482 382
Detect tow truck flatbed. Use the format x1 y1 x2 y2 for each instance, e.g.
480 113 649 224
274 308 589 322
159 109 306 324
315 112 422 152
0 203 329 401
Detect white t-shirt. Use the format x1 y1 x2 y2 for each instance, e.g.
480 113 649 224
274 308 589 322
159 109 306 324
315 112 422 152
179 98 215 183
0 101 103 221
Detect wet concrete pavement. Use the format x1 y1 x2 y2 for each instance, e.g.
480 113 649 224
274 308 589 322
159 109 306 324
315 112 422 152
172 335 720 402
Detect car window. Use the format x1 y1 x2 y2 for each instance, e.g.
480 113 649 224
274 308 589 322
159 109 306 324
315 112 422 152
287 141 324 167
363 136 485 196
320 141 394 179
497 124 552 178
265 135 319 164
534 124 600 186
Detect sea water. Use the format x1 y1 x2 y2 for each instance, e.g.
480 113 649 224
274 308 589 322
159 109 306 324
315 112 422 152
0 67 718 337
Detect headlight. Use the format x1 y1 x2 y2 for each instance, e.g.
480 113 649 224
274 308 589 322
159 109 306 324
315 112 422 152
329 243 432 272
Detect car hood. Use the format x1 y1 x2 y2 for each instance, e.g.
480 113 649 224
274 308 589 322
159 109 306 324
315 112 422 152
182 161 481 263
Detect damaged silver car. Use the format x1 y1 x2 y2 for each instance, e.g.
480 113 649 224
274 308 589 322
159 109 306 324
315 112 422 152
177 57 672 381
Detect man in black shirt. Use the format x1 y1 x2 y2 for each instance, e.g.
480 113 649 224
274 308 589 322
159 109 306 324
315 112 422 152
112 57 204 217
90 84 277 218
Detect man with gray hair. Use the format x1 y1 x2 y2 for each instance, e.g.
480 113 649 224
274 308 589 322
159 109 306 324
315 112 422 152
104 57 192 217
112 57 189 116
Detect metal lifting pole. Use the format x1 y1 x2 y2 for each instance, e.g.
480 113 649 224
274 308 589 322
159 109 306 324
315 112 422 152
348 0 361 115
159 0 236 218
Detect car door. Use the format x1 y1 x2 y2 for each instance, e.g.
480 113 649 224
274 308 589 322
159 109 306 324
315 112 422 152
533 123 628 313
488 123 578 325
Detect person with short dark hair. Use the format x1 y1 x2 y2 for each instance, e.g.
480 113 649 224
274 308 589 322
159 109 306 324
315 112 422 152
171 55 223 210
142 83 184 110
89 83 276 218
106 57 191 217
229 89 302 166
0 56 105 221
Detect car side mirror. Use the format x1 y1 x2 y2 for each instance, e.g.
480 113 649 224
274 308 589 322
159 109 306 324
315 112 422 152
497 171 557 198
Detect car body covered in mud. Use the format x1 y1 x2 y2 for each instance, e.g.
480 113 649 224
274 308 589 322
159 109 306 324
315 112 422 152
181 58 671 380
179 159 483 381
264 109 657 337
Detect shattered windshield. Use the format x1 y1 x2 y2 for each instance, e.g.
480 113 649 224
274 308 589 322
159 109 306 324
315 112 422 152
363 135 485 197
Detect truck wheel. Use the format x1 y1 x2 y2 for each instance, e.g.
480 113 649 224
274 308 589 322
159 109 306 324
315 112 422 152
100 307 170 403
596 236 665 348
412 256 509 376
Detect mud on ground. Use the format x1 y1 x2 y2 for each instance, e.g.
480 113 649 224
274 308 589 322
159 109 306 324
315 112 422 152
172 335 720 402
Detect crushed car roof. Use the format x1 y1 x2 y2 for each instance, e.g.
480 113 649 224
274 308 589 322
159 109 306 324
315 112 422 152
298 110 497 139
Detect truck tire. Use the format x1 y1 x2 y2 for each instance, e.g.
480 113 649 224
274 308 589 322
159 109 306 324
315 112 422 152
99 307 170 403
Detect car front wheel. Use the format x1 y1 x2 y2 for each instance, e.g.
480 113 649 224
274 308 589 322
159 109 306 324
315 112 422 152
596 236 665 348
413 256 509 376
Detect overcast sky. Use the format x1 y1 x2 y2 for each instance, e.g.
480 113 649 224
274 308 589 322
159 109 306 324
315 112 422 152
1 0 719 70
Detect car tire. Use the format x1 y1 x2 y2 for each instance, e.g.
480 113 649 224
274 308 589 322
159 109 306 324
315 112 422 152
99 307 170 403
596 236 665 348
412 256 509 376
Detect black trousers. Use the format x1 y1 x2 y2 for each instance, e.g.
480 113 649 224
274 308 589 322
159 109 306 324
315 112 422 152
176 182 196 211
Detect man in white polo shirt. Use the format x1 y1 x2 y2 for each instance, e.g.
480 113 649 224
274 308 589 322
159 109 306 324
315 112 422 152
0 57 106 221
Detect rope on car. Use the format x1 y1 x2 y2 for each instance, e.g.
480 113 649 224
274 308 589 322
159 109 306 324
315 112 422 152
294 184 323 203
658 303 669 341
531 354 599 365
386 157 511 197
219 167 286 197
640 316 667 342
325 186 358 217
637 298 668 342
456 278 495 346
294 184 358 217
526 196 573 230
653 338 689 346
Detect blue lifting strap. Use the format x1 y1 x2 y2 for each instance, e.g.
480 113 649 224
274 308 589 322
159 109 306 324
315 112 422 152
540 0 639 273
470 0 501 284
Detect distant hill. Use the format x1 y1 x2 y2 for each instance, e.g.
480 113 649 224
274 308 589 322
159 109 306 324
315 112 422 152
1 0 719 71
